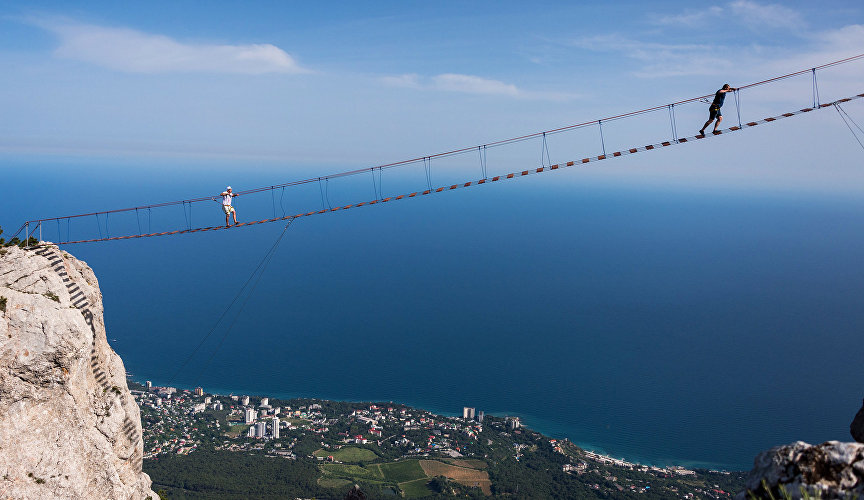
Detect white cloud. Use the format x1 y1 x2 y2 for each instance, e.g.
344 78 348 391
729 0 804 30
653 7 723 27
380 73 422 89
382 72 518 95
653 1 803 30
431 73 520 96
36 19 309 74
571 34 732 78
817 24 864 50
380 72 577 101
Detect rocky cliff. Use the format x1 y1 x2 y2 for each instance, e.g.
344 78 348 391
735 400 864 500
0 245 156 499
736 440 864 499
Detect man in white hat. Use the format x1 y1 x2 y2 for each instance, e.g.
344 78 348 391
219 186 239 227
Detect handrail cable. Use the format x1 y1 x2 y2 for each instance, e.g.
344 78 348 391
30 92 863 246
12 52 864 238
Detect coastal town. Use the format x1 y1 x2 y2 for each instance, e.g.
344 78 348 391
133 381 747 498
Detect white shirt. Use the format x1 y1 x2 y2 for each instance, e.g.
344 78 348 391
222 193 234 206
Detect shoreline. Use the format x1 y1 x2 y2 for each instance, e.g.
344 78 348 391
132 376 747 472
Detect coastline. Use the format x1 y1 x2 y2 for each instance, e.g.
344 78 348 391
133 377 746 472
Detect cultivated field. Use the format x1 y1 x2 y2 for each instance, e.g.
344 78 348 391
378 460 427 483
318 477 352 489
443 458 488 469
419 460 492 495
320 463 384 481
313 446 378 463
398 477 434 499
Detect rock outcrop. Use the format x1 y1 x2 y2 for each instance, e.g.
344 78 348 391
851 399 864 444
0 245 156 499
736 441 864 499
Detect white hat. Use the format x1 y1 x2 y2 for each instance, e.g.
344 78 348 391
226 186 232 190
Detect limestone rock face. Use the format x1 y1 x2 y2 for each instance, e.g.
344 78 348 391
736 441 864 499
0 245 156 499
851 399 864 444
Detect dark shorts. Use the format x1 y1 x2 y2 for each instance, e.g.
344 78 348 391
708 105 721 120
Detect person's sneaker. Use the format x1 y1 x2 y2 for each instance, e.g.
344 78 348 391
698 129 705 135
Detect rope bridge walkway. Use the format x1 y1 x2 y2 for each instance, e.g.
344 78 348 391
12 54 864 246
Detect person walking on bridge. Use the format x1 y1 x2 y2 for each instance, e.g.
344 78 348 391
219 186 239 227
700 84 738 135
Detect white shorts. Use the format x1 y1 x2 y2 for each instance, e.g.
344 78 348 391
222 205 235 215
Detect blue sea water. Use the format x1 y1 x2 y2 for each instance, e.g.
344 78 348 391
5 160 864 471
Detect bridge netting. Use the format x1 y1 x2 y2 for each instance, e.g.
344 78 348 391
11 54 864 246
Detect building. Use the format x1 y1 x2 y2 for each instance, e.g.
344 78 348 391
477 411 484 423
204 396 212 404
260 397 269 407
194 387 203 396
247 426 256 438
145 381 152 389
245 408 257 424
256 421 267 439
271 417 280 439
462 407 475 420
273 407 281 415
506 416 521 430
241 396 250 406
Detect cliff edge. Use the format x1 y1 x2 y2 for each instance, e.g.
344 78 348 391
0 245 156 499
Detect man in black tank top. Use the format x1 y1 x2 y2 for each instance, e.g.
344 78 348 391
699 84 738 135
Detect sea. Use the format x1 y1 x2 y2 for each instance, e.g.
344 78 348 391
6 158 864 471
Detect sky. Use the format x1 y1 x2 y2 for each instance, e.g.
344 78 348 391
3 2 864 467
1 0 864 236
1 1 863 196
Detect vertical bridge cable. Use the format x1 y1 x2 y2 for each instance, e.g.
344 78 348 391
370 169 379 200
812 68 821 109
598 120 607 157
318 178 326 210
540 133 551 167
478 146 488 179
376 167 383 200
734 90 743 129
668 105 679 143
95 214 103 240
271 188 276 218
325 178 332 209
136 208 142 236
181 201 190 230
424 157 432 190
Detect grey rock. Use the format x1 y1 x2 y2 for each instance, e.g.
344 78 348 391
851 398 864 444
736 441 864 499
0 245 157 499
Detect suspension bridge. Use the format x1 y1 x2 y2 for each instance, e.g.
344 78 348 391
10 54 864 247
